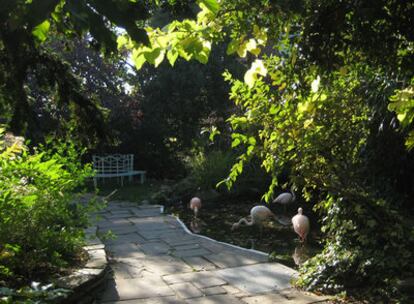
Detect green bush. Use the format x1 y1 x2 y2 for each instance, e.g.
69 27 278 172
297 190 414 301
0 128 93 286
185 150 235 191
184 149 271 199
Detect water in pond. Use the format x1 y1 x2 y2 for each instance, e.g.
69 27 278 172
166 199 322 268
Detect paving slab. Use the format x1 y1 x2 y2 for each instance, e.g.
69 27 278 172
161 234 199 246
171 247 212 258
106 233 146 245
135 222 176 232
102 296 183 304
109 210 134 215
221 285 249 297
204 251 267 269
100 225 141 235
134 255 193 275
202 286 227 296
172 243 202 251
100 276 175 302
214 263 297 294
182 256 217 271
241 292 289 304
169 282 203 299
278 289 332 303
132 209 163 217
139 241 172 255
197 241 228 254
107 244 146 260
110 261 146 279
98 218 133 228
185 294 241 304
163 272 227 288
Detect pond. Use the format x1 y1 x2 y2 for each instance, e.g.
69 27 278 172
166 198 322 268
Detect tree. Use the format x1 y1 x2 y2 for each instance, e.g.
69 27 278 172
118 0 414 299
0 0 149 141
112 43 243 177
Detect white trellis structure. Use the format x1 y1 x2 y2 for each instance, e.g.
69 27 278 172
92 154 146 187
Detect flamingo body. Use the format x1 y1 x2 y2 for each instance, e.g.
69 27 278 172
189 197 202 217
291 207 310 242
273 192 295 205
231 205 277 231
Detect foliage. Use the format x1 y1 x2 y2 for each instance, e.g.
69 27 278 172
0 128 93 286
0 282 70 304
0 0 151 141
388 77 414 150
117 0 414 300
110 43 241 178
185 149 235 191
297 193 413 301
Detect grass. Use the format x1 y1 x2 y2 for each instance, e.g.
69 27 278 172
89 178 164 202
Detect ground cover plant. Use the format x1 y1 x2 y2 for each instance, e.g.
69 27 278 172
0 128 94 302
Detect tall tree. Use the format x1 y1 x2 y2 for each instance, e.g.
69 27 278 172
0 0 149 140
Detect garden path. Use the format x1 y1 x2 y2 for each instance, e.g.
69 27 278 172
95 200 331 304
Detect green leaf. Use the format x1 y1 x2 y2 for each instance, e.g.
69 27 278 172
154 50 165 67
247 145 254 155
132 50 146 69
226 39 239 55
32 20 50 42
248 136 256 145
167 50 179 66
199 0 220 14
117 35 129 49
237 40 248 58
231 138 241 148
144 48 163 66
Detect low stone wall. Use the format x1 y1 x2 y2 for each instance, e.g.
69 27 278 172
54 226 109 304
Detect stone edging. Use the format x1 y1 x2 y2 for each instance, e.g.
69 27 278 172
54 226 109 304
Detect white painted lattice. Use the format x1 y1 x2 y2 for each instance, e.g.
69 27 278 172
92 154 146 187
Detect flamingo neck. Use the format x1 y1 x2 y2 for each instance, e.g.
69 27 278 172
237 217 254 226
291 188 296 201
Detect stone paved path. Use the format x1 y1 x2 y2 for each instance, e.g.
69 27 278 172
94 201 331 304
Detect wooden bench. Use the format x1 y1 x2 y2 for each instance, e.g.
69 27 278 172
92 154 146 187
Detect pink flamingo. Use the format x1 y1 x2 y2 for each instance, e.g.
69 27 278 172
273 188 295 212
291 207 310 243
231 206 278 235
189 197 202 217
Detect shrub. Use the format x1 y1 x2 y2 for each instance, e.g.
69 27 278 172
184 149 271 200
185 150 235 191
0 128 93 286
